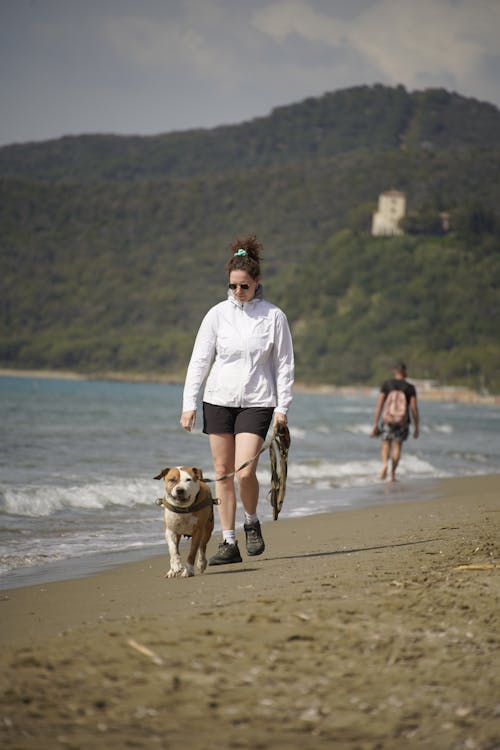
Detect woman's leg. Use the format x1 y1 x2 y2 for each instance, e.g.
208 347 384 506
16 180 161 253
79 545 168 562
208 433 236 531
235 432 266 556
234 432 264 515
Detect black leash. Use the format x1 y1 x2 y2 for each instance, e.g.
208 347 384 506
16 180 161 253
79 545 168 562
154 424 291 519
203 422 291 519
202 423 288 481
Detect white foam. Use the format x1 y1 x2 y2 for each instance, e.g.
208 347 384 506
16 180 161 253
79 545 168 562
345 423 372 436
236 448 485 488
316 425 331 434
1 479 156 517
288 425 306 439
422 423 454 434
257 454 445 490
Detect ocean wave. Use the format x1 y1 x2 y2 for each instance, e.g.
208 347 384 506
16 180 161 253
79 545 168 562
421 423 454 434
2 376 499 588
334 405 373 414
257 454 445 489
447 451 490 464
0 523 161 579
316 424 332 435
288 425 306 439
1 447 462 519
0 479 157 517
344 423 372 436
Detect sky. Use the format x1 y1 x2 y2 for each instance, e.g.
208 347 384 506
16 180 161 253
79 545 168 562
1 0 500 147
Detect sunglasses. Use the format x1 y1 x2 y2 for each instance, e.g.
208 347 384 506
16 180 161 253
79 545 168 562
228 283 250 290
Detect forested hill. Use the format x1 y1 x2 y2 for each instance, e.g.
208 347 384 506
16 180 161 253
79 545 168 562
1 85 499 391
1 85 500 181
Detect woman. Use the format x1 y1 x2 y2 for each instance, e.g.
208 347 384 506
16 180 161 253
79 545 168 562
180 235 294 565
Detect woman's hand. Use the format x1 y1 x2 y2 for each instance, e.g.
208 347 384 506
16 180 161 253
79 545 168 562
273 412 288 429
180 410 197 432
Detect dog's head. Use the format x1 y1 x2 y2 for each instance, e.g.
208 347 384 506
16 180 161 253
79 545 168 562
154 466 203 507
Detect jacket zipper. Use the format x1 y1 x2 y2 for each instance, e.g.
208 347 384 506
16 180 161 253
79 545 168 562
239 304 247 407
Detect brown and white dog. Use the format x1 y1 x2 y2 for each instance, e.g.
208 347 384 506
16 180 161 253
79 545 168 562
154 466 215 578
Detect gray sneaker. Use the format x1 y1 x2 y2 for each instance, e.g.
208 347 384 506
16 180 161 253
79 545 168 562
208 541 243 566
244 521 265 556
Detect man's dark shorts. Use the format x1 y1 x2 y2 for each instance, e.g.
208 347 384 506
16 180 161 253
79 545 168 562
380 423 409 442
203 403 274 439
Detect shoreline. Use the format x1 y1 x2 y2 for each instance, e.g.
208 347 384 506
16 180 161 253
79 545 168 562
0 473 498 749
0 475 444 592
2 366 499 405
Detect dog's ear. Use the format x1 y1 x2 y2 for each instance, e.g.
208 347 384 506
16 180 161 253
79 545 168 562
154 468 170 480
192 467 204 481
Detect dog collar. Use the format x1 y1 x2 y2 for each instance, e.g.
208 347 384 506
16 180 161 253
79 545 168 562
155 494 218 514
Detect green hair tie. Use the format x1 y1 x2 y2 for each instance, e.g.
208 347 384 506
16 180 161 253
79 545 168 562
234 248 247 257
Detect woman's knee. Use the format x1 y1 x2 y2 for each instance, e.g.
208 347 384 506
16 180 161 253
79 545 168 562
237 467 258 486
213 462 234 479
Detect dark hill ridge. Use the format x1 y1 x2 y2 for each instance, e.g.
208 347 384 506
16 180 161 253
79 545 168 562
1 85 500 181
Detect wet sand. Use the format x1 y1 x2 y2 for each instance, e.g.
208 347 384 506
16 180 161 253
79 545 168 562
1 474 499 749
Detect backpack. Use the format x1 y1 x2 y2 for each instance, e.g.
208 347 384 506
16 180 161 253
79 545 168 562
382 389 408 426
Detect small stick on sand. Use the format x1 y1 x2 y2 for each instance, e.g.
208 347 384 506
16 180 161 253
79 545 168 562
127 638 164 665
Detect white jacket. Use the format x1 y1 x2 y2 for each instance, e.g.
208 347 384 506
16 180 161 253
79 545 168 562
182 289 294 414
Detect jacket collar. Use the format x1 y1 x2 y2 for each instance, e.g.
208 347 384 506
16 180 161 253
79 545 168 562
227 283 264 309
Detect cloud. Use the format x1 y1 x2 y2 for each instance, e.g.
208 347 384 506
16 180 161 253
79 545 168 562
101 1 253 85
103 16 213 73
1 0 499 146
357 0 500 90
252 0 500 98
252 0 348 45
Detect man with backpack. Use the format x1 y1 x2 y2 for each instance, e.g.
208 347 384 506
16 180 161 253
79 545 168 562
370 362 419 481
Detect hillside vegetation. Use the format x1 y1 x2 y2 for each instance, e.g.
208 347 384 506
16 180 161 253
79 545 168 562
1 86 500 181
1 85 499 391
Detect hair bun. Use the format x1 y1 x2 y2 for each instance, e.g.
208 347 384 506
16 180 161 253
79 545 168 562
227 235 262 278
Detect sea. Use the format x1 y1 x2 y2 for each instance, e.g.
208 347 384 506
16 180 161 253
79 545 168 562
1 374 499 590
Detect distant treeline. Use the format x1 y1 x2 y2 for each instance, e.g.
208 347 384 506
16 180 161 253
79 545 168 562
2 85 500 182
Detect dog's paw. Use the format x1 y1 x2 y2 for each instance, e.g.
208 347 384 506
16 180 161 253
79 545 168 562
197 558 208 574
181 564 195 578
165 568 182 578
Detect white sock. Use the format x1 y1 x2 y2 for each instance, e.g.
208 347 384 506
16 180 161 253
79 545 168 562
244 512 259 525
223 530 235 545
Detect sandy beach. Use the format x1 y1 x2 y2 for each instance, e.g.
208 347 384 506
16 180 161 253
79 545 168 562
1 474 499 749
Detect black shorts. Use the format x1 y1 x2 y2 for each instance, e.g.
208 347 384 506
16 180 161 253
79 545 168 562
380 423 409 442
203 403 274 439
